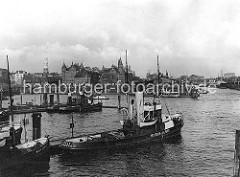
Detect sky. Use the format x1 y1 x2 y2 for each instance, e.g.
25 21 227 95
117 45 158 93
0 0 240 78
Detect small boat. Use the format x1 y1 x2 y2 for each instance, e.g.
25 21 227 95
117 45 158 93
197 84 209 94
0 113 50 171
60 92 183 153
198 88 209 94
160 92 180 98
0 110 9 121
0 137 50 170
93 96 109 100
0 124 23 148
216 80 228 89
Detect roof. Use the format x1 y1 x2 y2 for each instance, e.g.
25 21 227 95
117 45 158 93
63 62 100 74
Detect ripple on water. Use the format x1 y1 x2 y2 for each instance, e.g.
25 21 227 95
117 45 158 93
1 89 239 176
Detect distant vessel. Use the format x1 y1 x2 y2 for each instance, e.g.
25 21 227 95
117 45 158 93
197 84 209 94
60 92 183 153
216 80 228 89
47 93 102 113
93 95 109 100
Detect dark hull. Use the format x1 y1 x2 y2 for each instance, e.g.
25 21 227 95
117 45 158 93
0 138 50 170
81 104 103 113
47 103 102 114
0 111 9 122
5 127 23 146
61 123 183 153
0 127 23 149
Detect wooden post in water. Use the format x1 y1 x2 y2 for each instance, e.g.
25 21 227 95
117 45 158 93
234 130 240 177
70 113 74 138
117 95 121 109
0 84 2 109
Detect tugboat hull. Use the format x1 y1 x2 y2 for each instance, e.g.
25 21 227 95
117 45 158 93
60 123 183 153
60 92 184 154
47 103 102 114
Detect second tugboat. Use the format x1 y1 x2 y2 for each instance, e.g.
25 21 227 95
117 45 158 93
60 92 183 153
47 92 102 113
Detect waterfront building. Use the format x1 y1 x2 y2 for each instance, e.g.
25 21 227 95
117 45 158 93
62 62 100 85
11 70 27 85
47 72 62 84
188 74 204 85
146 71 173 84
224 73 235 79
100 65 118 84
24 73 43 84
100 57 136 84
0 68 8 84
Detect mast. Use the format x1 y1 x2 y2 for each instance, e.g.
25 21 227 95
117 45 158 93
125 50 129 84
157 55 160 84
7 56 14 124
0 84 2 109
7 55 16 147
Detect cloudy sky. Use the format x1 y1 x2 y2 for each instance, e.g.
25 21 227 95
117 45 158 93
0 0 240 78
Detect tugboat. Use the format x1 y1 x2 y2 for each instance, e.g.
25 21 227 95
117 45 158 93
47 92 102 113
60 92 183 153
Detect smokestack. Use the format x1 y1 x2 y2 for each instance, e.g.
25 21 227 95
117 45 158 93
135 92 144 126
32 113 42 140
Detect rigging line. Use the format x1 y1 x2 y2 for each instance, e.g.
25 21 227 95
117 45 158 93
162 96 171 115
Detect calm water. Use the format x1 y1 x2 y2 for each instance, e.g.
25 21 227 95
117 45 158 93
1 89 240 176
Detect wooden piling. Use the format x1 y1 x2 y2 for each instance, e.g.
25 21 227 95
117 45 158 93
117 95 121 109
234 130 240 177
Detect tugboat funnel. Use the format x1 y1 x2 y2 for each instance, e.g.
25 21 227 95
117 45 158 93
135 92 144 126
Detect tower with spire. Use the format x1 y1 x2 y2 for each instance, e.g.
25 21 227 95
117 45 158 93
43 57 49 74
43 53 49 83
117 57 125 83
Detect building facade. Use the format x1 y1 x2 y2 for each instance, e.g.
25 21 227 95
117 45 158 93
62 62 100 85
100 65 119 84
11 70 27 85
224 73 235 79
0 68 8 84
100 57 136 84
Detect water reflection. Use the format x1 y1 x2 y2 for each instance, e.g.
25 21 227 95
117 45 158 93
0 156 50 177
57 136 182 177
1 89 239 176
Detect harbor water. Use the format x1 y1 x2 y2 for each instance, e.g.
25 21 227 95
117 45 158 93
1 89 240 176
